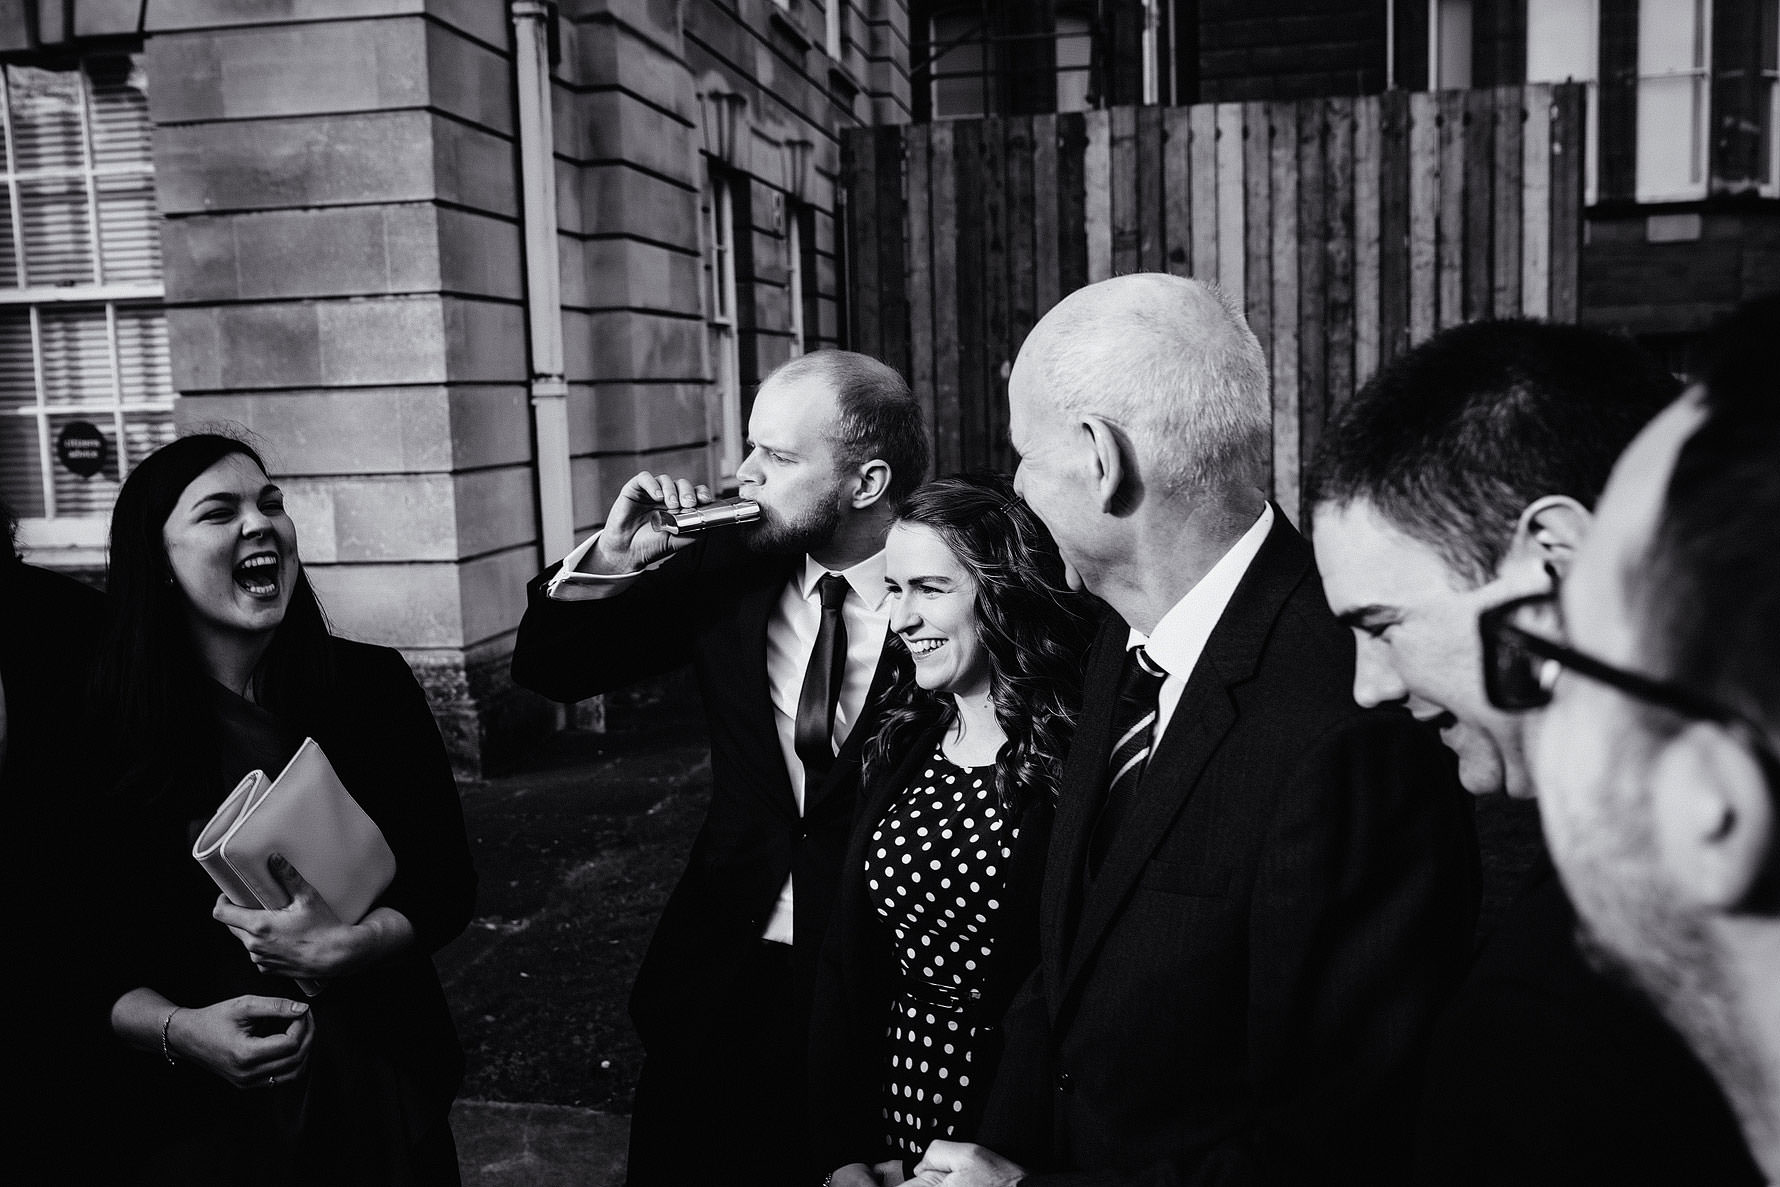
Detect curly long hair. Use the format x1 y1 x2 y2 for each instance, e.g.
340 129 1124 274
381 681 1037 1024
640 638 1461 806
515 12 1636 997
863 472 1097 816
94 433 334 803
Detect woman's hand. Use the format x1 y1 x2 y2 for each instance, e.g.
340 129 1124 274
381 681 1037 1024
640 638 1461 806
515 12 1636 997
214 852 414 980
828 1164 885 1187
164 995 314 1090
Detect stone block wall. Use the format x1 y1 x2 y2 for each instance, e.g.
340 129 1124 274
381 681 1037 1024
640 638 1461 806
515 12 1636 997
147 0 554 775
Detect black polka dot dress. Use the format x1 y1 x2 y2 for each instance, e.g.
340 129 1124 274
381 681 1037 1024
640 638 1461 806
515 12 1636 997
866 744 1019 1160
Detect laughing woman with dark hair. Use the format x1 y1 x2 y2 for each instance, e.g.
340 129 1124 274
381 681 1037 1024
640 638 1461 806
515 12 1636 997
94 434 475 1185
810 473 1096 1187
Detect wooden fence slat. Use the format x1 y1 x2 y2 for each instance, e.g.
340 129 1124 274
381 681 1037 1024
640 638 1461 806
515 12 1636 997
1243 100 1273 369
1378 89 1411 362
1164 106 1193 277
1033 113 1061 318
1085 109 1113 283
982 117 1008 469
1548 82 1582 322
906 124 936 456
1189 103 1219 280
953 119 986 467
1003 115 1036 473
1269 99 1301 527
1296 99 1326 525
1323 96 1355 432
875 124 910 379
1520 85 1552 319
1110 105 1141 276
1138 104 1166 272
843 129 881 355
1408 91 1439 344
1058 112 1090 297
929 121 961 473
1216 102 1246 302
1462 87 1495 322
1437 88 1467 330
1491 86 1523 317
1353 95 1382 388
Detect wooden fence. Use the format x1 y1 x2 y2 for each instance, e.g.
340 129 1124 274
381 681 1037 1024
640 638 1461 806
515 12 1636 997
842 83 1585 525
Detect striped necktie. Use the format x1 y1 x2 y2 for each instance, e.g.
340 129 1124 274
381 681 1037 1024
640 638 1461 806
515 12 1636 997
1087 644 1168 878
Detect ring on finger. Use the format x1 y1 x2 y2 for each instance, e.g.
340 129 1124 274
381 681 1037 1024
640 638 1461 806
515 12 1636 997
268 1074 277 1088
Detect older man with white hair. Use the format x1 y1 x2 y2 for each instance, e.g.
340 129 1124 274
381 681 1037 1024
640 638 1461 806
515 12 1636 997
916 274 1478 1187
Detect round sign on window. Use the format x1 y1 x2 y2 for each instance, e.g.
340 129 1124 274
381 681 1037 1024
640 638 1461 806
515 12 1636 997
56 421 108 479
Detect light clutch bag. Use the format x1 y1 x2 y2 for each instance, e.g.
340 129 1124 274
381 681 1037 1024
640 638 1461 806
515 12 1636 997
192 737 397 995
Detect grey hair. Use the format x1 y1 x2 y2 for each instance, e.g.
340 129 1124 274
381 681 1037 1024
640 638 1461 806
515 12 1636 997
1029 274 1270 494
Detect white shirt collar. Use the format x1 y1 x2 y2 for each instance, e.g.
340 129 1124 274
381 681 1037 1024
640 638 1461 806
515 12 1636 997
799 549 889 611
1128 503 1275 678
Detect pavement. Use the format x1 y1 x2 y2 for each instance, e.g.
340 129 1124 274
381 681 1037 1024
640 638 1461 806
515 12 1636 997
433 676 1545 1187
437 677 715 1187
453 1099 630 1186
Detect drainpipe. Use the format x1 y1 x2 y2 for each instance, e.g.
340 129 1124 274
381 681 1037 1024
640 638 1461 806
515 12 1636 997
512 0 573 565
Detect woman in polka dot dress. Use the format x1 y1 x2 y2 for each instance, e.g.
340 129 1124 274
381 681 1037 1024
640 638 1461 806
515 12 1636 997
810 474 1095 1187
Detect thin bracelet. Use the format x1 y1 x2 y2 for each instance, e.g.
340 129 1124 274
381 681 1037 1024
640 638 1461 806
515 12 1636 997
160 1006 181 1066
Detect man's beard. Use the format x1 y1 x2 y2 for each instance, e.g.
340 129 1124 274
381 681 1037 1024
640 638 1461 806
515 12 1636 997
745 495 845 556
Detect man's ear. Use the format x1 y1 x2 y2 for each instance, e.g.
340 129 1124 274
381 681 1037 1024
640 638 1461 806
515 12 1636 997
850 458 892 509
1081 415 1132 514
1506 495 1592 579
1650 722 1776 912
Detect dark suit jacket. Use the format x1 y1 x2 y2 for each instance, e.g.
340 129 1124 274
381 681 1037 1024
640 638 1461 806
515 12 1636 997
809 723 1054 1172
1413 858 1762 1186
977 514 1479 1187
510 534 897 1058
2 561 114 1172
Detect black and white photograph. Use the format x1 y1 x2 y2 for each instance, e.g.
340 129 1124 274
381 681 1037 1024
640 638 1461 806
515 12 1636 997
2 2 1776 1184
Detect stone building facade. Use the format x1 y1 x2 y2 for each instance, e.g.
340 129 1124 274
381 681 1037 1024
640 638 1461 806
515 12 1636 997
1 0 909 773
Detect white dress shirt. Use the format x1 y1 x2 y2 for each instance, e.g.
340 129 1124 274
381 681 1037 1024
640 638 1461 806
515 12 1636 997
545 533 890 945
1127 503 1274 743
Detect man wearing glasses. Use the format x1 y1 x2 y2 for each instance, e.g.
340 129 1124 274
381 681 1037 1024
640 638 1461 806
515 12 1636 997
1484 294 1780 1183
1307 319 1759 1186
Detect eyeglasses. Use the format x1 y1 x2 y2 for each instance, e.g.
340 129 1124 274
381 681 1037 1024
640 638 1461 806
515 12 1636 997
1479 591 1780 785
1477 591 1739 720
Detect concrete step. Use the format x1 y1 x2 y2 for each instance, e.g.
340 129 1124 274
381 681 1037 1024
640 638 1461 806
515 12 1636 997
454 1100 629 1186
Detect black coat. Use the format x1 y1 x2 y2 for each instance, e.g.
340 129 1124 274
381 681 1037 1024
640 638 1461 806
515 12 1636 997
808 723 1053 1172
511 534 898 1058
2 561 114 1172
105 636 477 1184
1413 858 1763 1186
977 514 1480 1187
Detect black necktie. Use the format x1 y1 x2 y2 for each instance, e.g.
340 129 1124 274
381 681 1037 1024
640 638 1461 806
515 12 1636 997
794 573 850 789
1087 645 1168 877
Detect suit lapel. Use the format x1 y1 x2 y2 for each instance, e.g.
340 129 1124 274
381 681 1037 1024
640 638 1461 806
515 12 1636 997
1041 613 1127 1004
1054 511 1314 1004
805 625 899 815
728 558 800 817
1059 670 1237 995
